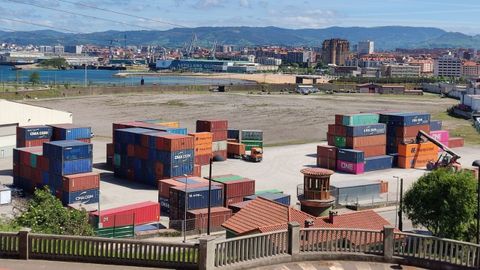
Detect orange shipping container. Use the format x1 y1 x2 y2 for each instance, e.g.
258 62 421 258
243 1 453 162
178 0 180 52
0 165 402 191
62 172 100 192
195 144 212 156
397 154 438 169
153 134 195 152
354 145 386 157
380 181 389 193
398 142 439 158
227 142 245 156
189 132 213 144
156 122 179 128
346 135 386 148
193 164 201 177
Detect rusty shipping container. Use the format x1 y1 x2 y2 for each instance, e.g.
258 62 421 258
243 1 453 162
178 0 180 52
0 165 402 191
196 120 228 131
186 207 232 231
227 142 245 158
448 137 464 148
195 154 211 166
193 164 201 177
211 174 255 206
354 145 386 157
317 145 337 159
152 134 194 152
394 125 430 138
346 135 386 148
62 172 100 193
317 157 336 170
327 125 346 137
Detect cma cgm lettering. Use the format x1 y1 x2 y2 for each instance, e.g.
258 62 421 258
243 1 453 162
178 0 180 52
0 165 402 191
174 153 193 160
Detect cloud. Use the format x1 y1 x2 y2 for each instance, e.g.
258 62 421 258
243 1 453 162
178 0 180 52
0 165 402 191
239 0 250 8
194 0 224 9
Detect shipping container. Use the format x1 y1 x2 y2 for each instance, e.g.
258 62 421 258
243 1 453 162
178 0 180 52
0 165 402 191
189 132 213 145
240 140 263 151
159 196 169 216
327 133 335 146
43 140 92 161
317 145 337 159
212 141 227 152
337 149 365 163
345 124 386 137
243 193 291 206
169 185 223 219
152 134 194 152
397 142 439 158
334 136 346 148
346 135 386 148
227 129 240 141
138 119 180 128
392 125 430 138
342 113 379 126
90 201 160 228
227 142 245 158
334 114 344 125
364 155 393 172
354 145 386 158
211 130 228 142
61 172 99 192
448 137 464 148
17 125 52 141
228 201 251 213
331 179 383 205
195 154 211 166
212 150 227 161
50 158 92 176
429 120 443 131
379 112 430 126
193 164 201 177
328 124 347 137
211 175 255 206
241 130 263 141
61 188 99 205
336 160 365 174
49 124 91 140
317 157 336 170
158 177 209 198
255 189 283 195
186 207 232 231
196 119 228 132
429 130 450 143
397 154 438 169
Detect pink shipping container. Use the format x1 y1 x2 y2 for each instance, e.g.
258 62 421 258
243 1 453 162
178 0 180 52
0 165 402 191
89 201 160 228
429 130 450 143
62 172 100 192
336 160 365 174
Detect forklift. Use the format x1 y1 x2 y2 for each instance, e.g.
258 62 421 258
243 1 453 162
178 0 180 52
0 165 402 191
242 147 263 163
416 130 461 171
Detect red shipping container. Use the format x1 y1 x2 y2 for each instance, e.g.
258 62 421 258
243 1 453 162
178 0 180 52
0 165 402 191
328 125 346 137
107 143 114 156
227 142 245 157
196 119 228 132
346 135 386 148
193 164 201 177
395 125 430 138
429 130 449 142
62 172 100 192
32 169 42 183
195 154 211 166
327 133 335 146
90 201 160 228
225 196 244 207
153 134 194 152
212 130 228 142
38 156 49 172
211 175 255 202
186 207 232 231
334 114 344 125
127 144 135 157
158 177 209 198
212 150 227 161
19 166 32 180
448 137 464 148
317 145 337 159
17 138 50 148
155 162 163 178
317 157 336 170
354 145 386 157
134 145 149 160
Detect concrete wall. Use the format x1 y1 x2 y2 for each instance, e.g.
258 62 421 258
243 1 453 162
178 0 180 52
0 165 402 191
0 99 72 126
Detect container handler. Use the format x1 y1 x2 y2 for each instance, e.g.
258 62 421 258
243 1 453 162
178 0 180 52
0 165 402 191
242 147 263 162
416 130 461 171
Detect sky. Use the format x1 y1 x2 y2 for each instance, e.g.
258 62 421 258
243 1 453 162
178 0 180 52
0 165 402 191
0 0 480 34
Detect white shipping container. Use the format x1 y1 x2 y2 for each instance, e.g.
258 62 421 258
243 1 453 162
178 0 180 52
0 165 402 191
0 187 11 205
212 141 227 152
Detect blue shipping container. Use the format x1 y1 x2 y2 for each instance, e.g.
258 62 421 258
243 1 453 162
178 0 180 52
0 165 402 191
171 185 223 210
61 188 99 205
43 140 92 161
51 125 91 140
389 153 399 167
17 125 52 140
345 124 386 137
50 158 92 175
379 112 430 126
364 155 393 172
429 120 442 131
228 129 240 140
156 149 194 177
159 196 170 216
114 128 158 145
337 149 365 163
244 193 291 206
155 126 187 135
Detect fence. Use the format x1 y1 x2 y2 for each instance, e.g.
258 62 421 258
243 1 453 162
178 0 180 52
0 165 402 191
0 232 19 257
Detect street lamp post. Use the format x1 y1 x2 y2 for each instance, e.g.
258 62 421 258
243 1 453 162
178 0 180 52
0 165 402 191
183 174 188 243
398 178 404 231
393 176 400 228
472 160 480 245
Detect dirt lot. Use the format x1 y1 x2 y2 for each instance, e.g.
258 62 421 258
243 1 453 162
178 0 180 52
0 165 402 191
23 92 458 145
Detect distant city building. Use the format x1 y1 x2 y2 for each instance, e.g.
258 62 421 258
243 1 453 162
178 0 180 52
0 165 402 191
408 59 434 74
38 46 53 53
434 53 462 77
461 61 480 78
216 45 234 53
53 45 64 55
382 64 421 77
357 40 374 55
155 59 257 73
256 57 282 66
285 51 313 64
321 39 350 66
64 45 83 54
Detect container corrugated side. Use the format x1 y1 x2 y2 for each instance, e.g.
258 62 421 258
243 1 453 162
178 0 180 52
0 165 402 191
241 130 263 141
61 188 99 205
364 155 393 172
337 149 364 163
345 124 386 137
90 201 160 228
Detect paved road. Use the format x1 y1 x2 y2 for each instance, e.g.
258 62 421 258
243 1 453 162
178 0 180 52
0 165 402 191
252 261 426 270
0 259 174 270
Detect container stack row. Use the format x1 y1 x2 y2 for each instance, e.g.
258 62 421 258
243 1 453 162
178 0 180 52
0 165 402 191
13 140 99 206
113 128 194 186
228 129 264 151
16 124 91 148
196 120 228 161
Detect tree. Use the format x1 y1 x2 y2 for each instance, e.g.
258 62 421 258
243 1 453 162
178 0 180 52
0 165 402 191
402 169 477 241
14 187 94 236
40 58 68 69
29 72 41 85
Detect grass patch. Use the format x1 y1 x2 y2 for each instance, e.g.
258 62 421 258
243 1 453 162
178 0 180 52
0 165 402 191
434 111 480 145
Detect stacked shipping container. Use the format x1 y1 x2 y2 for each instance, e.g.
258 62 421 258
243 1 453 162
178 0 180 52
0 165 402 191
49 124 92 143
158 176 210 216
211 174 255 207
188 132 213 166
16 125 52 147
227 129 264 151
196 120 228 161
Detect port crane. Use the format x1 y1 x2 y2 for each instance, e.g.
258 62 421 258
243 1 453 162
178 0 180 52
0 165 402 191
416 130 461 171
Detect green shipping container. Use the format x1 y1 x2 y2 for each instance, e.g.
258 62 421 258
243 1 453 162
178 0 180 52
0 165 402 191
212 175 245 182
241 140 263 151
342 114 379 126
334 136 346 148
30 155 37 168
95 225 134 238
241 130 263 141
113 154 121 167
256 189 283 195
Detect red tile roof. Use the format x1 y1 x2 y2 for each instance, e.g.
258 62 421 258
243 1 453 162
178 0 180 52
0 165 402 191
300 168 334 177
